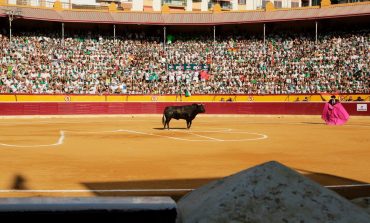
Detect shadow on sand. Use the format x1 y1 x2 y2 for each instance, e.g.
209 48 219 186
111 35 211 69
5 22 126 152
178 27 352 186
83 178 217 201
153 127 188 130
83 170 370 201
10 174 28 190
297 168 370 199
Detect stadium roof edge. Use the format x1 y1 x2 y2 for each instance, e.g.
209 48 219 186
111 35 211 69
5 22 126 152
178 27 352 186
0 2 369 25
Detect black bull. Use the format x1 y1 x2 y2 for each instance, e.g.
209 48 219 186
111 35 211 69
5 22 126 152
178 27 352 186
162 104 205 129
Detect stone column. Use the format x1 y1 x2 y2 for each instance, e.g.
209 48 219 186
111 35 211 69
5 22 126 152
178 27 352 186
153 0 161 11
246 0 253 10
132 0 144 11
287 0 291 7
281 0 287 7
186 0 192 11
232 0 238 10
201 0 208 11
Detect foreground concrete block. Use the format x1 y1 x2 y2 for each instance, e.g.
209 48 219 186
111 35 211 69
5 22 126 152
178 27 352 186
177 161 370 223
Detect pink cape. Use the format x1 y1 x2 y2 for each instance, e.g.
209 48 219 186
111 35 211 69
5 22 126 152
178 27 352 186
322 102 350 125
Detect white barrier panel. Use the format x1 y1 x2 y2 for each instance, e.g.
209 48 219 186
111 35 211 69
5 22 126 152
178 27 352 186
0 196 177 223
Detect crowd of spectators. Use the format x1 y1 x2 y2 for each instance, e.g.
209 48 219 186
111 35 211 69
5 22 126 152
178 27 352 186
0 29 368 95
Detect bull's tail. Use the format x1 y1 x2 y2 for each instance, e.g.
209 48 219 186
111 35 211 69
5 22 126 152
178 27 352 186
162 114 166 127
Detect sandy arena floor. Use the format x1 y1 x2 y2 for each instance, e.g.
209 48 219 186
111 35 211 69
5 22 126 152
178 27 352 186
0 115 369 199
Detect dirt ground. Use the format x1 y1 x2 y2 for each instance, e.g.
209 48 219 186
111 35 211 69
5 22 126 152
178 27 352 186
0 115 369 199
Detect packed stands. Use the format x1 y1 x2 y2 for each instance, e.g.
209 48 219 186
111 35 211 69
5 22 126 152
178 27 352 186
0 29 368 95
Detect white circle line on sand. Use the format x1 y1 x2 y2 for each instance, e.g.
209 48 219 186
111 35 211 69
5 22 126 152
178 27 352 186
0 128 267 148
65 129 267 142
116 129 268 142
0 131 65 148
118 129 206 142
187 132 224 141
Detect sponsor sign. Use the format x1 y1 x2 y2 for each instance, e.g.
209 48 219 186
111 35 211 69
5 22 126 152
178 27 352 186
357 104 367 111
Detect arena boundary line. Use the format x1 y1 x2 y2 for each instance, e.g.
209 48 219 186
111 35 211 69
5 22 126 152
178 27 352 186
0 184 369 194
0 114 369 121
325 184 370 188
0 189 194 193
1 119 369 127
0 114 324 119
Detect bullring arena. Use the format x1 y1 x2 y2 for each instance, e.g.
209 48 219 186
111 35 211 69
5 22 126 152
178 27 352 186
0 108 370 200
1 0 370 221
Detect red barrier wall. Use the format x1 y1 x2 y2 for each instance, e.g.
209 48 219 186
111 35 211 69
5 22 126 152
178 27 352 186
0 102 369 116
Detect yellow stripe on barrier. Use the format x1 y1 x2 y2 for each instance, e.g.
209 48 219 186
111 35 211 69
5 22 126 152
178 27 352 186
0 94 369 102
126 95 155 102
70 95 106 102
106 95 128 102
15 95 67 102
0 95 16 102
